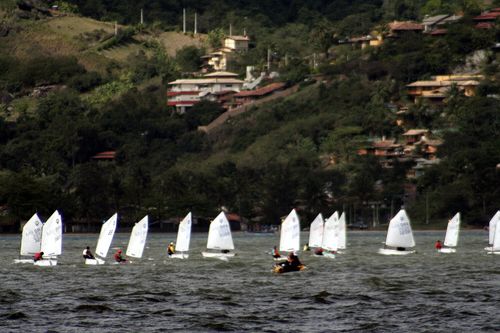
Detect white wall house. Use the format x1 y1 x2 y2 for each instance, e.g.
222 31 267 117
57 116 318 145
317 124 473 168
167 72 244 113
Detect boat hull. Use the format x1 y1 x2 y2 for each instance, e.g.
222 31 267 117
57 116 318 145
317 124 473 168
169 253 189 259
438 248 456 253
378 248 415 255
85 258 105 265
323 252 336 259
201 251 235 260
14 259 34 264
273 264 306 274
484 246 493 251
34 259 57 266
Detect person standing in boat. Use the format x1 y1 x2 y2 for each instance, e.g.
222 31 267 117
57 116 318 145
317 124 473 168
272 246 281 258
167 242 175 256
33 251 44 262
114 249 126 263
435 240 442 250
82 246 95 260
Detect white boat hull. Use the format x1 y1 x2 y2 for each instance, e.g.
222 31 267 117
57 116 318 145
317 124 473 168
323 252 336 259
34 259 57 266
14 259 34 264
202 251 235 260
378 248 415 255
85 258 105 265
484 246 493 251
273 256 287 261
169 253 189 259
438 248 456 253
487 251 500 255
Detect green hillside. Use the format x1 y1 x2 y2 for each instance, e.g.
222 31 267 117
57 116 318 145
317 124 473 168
0 0 499 231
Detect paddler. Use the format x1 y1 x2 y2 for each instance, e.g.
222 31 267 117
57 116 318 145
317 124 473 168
167 242 175 256
435 240 442 250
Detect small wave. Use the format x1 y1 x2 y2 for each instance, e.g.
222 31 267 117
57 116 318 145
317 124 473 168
0 290 21 304
2 311 27 320
75 304 113 313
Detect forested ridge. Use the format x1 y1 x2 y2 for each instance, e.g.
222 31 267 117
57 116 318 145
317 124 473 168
0 0 499 231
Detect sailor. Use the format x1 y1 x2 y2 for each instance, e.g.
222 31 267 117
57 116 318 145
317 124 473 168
272 246 281 258
114 249 126 263
314 247 324 256
33 251 44 262
288 252 302 269
167 242 175 256
82 246 95 259
303 243 310 251
435 240 442 250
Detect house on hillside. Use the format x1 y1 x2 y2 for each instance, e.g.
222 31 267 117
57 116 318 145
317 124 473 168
422 14 462 33
343 35 383 49
357 139 404 168
473 8 500 29
224 35 250 52
201 35 250 72
232 82 287 106
167 71 244 113
388 21 424 37
402 129 442 159
406 74 483 104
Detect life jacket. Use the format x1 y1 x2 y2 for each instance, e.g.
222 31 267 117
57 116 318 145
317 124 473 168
34 252 42 261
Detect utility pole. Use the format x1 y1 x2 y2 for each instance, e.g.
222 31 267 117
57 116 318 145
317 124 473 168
140 8 144 25
183 8 186 33
114 21 118 36
425 192 429 224
194 12 197 34
229 24 232 36
267 48 271 72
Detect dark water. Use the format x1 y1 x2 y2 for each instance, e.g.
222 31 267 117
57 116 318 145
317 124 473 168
1 230 499 332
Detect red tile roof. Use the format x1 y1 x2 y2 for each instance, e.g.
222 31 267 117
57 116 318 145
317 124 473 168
234 82 286 98
389 21 424 31
430 28 447 35
92 151 116 160
473 11 500 20
476 22 495 29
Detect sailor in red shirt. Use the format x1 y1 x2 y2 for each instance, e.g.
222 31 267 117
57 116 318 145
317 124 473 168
114 249 127 263
33 251 44 262
435 240 442 250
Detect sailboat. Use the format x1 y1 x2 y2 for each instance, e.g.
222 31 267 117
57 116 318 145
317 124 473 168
485 211 500 251
378 209 416 255
337 212 347 252
439 213 460 253
14 213 43 264
322 211 339 259
308 213 324 255
35 210 63 266
126 216 148 261
85 213 118 265
202 212 235 260
170 212 192 259
488 214 500 255
277 209 300 259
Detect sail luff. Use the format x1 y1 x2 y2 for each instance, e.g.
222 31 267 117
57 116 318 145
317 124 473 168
175 212 192 252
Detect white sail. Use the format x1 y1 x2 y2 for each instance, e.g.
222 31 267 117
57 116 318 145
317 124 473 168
322 211 339 251
488 211 500 245
175 212 192 252
20 213 43 256
443 213 460 248
126 216 148 258
308 213 324 248
95 213 118 258
385 209 415 248
207 212 234 250
492 214 500 252
40 210 63 256
279 209 300 252
338 212 347 249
